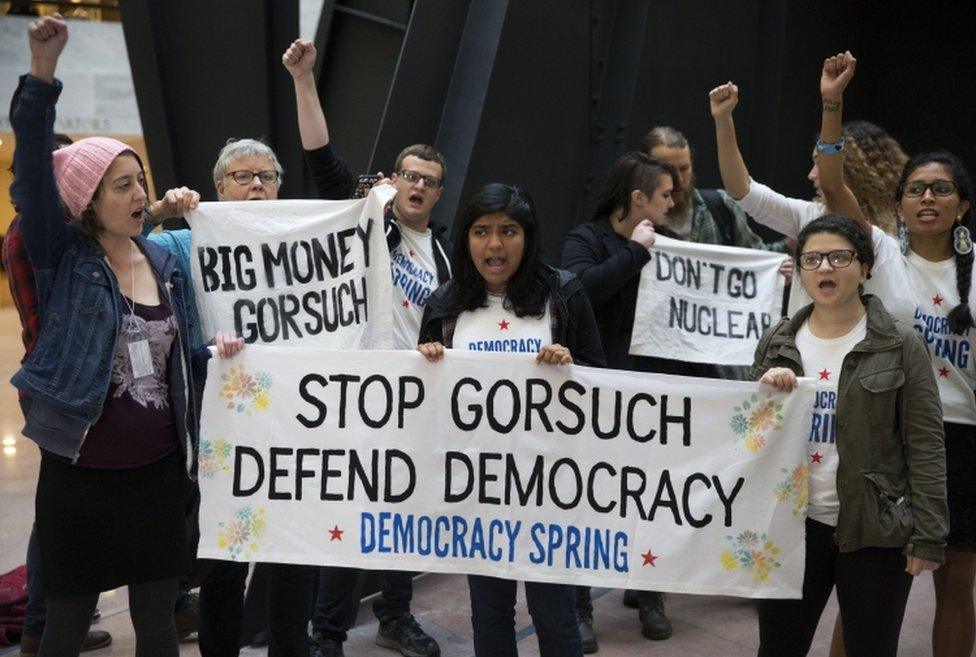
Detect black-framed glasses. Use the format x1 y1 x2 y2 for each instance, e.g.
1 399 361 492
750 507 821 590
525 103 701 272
797 250 858 271
903 179 957 198
398 170 442 189
227 170 279 185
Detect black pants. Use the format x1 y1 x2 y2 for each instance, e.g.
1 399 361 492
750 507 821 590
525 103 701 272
758 518 913 657
311 566 413 642
39 578 179 657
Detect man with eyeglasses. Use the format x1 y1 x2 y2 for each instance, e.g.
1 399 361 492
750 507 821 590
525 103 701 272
283 38 446 657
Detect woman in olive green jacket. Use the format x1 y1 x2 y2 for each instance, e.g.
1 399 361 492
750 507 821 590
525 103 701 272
752 214 947 657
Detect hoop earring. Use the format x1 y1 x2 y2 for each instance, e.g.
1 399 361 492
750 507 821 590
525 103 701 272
897 217 910 256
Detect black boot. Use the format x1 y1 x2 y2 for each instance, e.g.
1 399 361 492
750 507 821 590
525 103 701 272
637 591 672 640
576 586 598 653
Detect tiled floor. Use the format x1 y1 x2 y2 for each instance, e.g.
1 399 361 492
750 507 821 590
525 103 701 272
0 305 960 656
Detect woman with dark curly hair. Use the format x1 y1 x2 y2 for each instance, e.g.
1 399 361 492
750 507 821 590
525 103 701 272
709 80 907 315
418 183 604 657
817 51 975 657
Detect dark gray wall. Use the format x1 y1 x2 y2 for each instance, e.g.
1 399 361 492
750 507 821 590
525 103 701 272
124 0 976 253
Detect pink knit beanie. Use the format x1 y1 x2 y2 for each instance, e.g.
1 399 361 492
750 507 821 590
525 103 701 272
52 137 137 219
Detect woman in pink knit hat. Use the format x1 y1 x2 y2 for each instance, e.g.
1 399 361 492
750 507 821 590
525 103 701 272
9 15 242 655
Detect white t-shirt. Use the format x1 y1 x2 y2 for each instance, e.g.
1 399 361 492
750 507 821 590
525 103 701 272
390 224 440 349
797 314 867 526
453 294 552 354
866 227 976 425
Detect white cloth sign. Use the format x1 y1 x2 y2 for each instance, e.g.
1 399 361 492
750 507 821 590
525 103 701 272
197 347 814 598
630 235 786 365
187 186 395 349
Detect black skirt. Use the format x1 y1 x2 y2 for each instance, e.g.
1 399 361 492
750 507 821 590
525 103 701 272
945 422 976 551
35 449 191 596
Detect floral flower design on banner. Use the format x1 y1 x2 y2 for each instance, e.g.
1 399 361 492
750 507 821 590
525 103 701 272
775 463 809 517
219 365 272 414
198 438 232 478
217 506 267 560
719 530 782 583
729 393 784 453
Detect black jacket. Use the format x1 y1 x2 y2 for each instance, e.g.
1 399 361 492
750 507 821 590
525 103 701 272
304 144 451 284
560 217 713 376
418 266 607 368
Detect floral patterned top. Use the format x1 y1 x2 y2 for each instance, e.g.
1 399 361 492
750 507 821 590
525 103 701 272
73 295 179 468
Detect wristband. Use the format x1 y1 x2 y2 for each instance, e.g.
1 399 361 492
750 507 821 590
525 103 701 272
816 137 845 154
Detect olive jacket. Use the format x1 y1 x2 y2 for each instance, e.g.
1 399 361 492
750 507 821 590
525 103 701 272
752 294 948 562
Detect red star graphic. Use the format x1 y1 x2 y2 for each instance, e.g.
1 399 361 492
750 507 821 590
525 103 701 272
938 366 950 378
818 369 830 381
401 300 410 308
328 525 344 542
642 549 658 567
811 452 823 464
932 293 944 306
409 250 416 257
498 319 510 330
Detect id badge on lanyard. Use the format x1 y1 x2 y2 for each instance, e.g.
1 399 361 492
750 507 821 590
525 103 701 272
124 313 154 380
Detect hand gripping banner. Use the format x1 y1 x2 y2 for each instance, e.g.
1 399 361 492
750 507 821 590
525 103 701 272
197 347 814 598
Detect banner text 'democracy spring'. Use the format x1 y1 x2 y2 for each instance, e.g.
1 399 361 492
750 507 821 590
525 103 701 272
197 348 813 598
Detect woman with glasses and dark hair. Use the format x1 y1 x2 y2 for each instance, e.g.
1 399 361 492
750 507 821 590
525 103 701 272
752 213 947 657
815 51 975 657
417 183 604 657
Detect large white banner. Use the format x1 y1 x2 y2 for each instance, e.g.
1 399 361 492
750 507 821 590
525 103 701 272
630 236 786 365
198 347 814 598
187 187 395 348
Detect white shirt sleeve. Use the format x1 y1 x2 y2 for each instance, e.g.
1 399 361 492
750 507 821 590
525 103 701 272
735 179 825 238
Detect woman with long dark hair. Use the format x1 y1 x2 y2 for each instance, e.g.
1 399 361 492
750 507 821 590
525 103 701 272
815 50 975 657
753 214 947 657
418 183 604 657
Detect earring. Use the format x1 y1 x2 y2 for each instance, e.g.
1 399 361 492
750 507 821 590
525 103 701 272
897 217 910 256
953 220 973 256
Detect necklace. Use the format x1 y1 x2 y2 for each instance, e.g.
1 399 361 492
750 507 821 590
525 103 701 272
107 240 140 335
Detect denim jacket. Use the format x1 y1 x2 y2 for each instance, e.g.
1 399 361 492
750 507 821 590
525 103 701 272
752 295 948 562
9 74 207 471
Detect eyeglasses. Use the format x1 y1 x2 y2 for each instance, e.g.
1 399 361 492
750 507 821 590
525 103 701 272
226 170 279 185
797 250 858 271
903 179 957 198
398 170 442 189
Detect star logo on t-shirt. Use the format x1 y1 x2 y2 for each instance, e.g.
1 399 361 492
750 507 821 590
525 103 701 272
328 525 344 542
498 319 510 330
641 549 658 567
933 293 944 306
401 300 410 308
938 366 950 378
811 452 823 464
818 369 831 381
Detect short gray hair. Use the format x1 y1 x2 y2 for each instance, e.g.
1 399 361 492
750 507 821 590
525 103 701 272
212 138 284 189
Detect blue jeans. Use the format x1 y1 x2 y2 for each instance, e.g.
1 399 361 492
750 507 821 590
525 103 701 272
467 575 581 657
311 566 413 641
23 524 45 636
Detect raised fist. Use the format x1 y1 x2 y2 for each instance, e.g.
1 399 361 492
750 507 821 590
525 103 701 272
709 81 739 119
282 38 316 80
